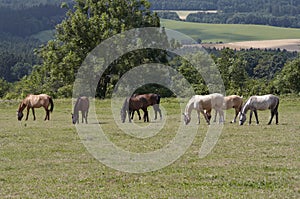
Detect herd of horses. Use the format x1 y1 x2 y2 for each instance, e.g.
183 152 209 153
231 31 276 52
17 93 279 126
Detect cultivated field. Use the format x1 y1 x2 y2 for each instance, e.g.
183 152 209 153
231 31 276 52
202 39 300 52
161 19 300 43
0 97 299 198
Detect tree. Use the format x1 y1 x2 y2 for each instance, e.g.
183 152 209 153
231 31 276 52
36 0 160 98
274 58 300 94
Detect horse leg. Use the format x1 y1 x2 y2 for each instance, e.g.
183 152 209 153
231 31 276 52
131 111 134 120
145 110 149 122
142 108 149 122
219 109 224 124
43 107 49 120
32 108 36 120
268 110 275 125
201 110 210 125
196 110 201 124
213 110 217 123
254 110 259 125
275 110 279 125
82 111 84 123
156 104 162 120
85 111 88 124
249 111 253 125
137 110 141 120
232 108 239 123
153 104 158 120
26 107 30 120
128 110 132 123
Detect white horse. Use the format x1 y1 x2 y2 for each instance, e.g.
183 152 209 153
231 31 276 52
183 93 224 125
239 94 279 125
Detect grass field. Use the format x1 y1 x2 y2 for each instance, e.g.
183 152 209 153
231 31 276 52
0 97 299 198
161 19 300 43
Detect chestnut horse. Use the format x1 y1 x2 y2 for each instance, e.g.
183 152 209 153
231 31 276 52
239 94 279 125
183 93 224 125
72 96 89 124
121 93 161 123
17 94 54 121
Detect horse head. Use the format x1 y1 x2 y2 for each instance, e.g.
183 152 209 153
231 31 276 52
71 113 78 124
17 110 23 121
183 113 191 125
239 113 246 125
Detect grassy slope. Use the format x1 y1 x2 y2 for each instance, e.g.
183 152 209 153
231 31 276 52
161 19 300 43
31 19 300 43
0 98 299 198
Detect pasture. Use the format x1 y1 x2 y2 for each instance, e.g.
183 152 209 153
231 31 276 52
161 19 300 43
0 97 299 198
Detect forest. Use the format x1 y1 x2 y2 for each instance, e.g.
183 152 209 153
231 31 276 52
0 0 299 99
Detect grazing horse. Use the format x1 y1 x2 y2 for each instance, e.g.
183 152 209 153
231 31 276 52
239 94 279 125
72 96 89 124
183 93 224 125
121 95 149 123
17 94 54 121
121 93 161 123
224 95 243 123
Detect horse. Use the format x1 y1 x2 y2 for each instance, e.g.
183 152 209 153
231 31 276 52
17 94 54 121
239 94 279 125
131 93 162 120
72 96 89 124
183 93 224 125
121 95 149 123
209 95 243 123
121 93 161 123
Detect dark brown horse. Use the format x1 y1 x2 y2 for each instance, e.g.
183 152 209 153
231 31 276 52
121 93 161 123
17 94 54 121
72 96 89 124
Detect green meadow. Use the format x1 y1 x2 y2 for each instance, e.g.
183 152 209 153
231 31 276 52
0 97 299 198
161 19 300 43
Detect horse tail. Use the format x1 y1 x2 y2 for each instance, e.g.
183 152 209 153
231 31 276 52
49 97 54 112
275 97 280 112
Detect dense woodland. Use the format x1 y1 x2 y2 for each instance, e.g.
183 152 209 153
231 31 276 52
0 0 299 98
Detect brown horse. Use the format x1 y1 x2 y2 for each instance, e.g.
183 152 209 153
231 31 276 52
17 94 54 121
224 95 243 123
72 96 89 124
209 95 243 123
121 93 161 123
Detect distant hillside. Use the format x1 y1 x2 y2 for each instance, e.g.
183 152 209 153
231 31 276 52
149 0 300 15
0 0 72 9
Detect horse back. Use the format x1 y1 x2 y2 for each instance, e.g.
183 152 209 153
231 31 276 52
75 96 89 112
26 94 50 108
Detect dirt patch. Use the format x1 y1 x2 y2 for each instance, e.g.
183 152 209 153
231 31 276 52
202 39 300 52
